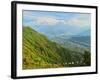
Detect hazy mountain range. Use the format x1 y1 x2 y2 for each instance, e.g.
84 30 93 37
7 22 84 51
30 25 91 50
34 25 90 38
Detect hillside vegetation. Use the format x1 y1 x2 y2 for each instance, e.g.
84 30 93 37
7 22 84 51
23 26 91 69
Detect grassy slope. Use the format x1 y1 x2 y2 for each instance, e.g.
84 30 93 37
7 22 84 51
23 26 90 69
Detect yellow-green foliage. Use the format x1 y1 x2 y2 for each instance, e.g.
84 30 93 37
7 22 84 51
23 26 91 70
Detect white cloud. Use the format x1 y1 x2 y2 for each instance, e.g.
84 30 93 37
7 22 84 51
65 14 91 27
35 16 60 25
33 14 91 28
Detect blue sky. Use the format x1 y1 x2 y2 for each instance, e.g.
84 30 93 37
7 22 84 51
22 10 91 36
23 10 91 27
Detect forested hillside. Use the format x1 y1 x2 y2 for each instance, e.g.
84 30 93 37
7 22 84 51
23 26 91 69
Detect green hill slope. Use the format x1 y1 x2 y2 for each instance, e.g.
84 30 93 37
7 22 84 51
23 26 91 69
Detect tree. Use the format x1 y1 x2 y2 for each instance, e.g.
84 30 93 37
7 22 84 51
83 50 91 66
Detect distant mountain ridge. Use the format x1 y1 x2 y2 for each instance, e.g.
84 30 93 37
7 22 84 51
33 25 89 38
77 29 90 36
